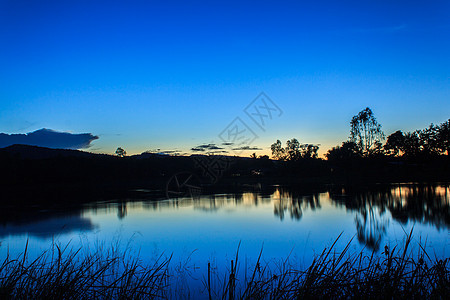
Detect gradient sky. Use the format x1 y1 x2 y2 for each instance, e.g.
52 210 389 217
1 0 449 156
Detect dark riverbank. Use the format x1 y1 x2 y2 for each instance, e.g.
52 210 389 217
1 144 449 208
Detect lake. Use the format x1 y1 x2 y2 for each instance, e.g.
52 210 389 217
0 183 448 297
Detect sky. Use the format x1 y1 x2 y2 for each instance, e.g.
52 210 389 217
0 0 449 156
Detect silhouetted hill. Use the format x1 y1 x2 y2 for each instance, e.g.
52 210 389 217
0 145 280 205
0 144 448 209
0 144 102 159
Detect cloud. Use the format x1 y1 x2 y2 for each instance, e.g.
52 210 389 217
232 145 262 151
157 150 180 155
190 143 224 152
142 149 182 156
190 143 229 154
0 128 98 149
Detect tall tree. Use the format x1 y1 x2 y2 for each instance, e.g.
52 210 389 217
286 138 301 161
271 140 286 160
350 107 385 155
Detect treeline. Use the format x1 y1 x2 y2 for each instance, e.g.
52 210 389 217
267 108 449 183
383 122 450 158
269 107 449 162
328 110 449 161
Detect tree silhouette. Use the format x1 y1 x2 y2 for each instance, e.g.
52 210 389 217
437 119 450 155
271 140 286 160
384 130 405 156
115 147 126 157
402 131 421 157
387 120 450 158
350 107 384 156
286 138 302 161
326 141 361 161
419 124 440 155
271 139 319 161
302 144 320 159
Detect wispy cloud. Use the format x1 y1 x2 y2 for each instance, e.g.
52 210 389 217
0 128 98 149
190 143 229 154
142 149 182 156
232 145 262 151
191 143 224 152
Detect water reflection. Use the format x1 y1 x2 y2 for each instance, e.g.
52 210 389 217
1 184 448 251
272 188 322 221
327 184 449 250
117 202 127 219
0 210 97 239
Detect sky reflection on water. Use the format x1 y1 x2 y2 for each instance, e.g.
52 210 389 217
1 184 448 268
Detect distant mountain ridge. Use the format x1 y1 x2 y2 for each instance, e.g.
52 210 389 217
0 144 102 159
0 144 238 160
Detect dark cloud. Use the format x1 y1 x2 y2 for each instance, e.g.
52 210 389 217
190 143 224 152
190 143 229 155
0 128 98 149
232 145 262 151
222 142 234 146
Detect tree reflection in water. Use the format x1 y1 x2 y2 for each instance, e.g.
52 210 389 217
83 183 449 251
272 188 321 221
328 184 449 250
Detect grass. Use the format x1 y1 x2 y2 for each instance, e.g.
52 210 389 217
0 229 448 299
0 240 171 299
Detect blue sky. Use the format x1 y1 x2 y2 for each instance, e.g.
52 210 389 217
1 0 449 156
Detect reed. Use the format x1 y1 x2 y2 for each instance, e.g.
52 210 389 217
0 229 447 299
0 240 171 299
230 230 449 299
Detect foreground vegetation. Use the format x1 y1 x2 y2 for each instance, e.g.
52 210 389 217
0 231 448 299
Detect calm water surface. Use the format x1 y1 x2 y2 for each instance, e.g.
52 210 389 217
1 183 449 274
